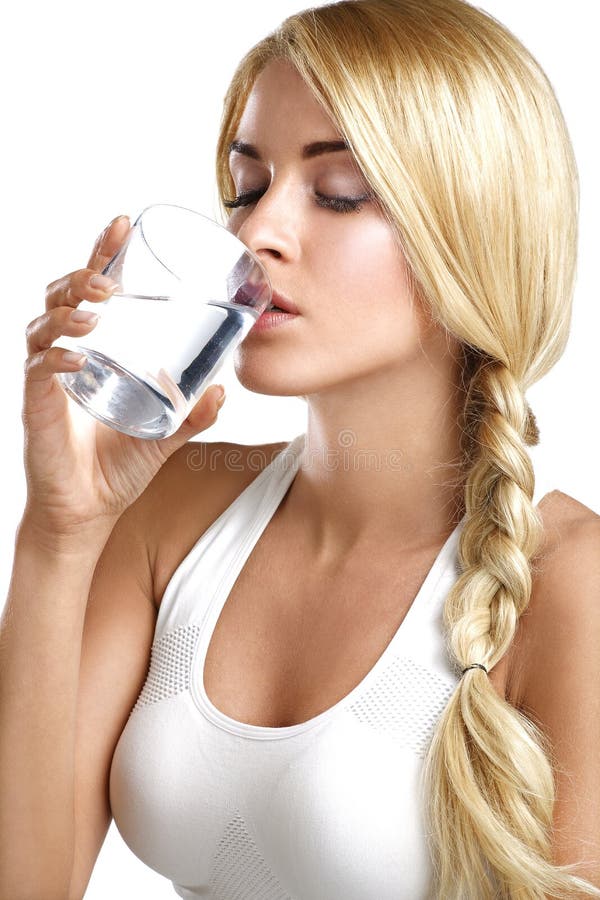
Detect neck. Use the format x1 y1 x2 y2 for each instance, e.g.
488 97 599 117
287 359 467 563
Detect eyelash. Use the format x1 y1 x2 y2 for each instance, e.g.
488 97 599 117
223 188 370 214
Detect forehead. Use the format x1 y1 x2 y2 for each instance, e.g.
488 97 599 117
235 58 342 142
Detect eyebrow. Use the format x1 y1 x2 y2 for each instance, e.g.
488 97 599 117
228 139 350 161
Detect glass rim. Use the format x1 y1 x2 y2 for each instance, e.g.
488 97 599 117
132 202 272 291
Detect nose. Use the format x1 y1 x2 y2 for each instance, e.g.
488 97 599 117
231 182 300 264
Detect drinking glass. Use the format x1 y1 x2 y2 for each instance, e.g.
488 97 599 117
55 204 272 439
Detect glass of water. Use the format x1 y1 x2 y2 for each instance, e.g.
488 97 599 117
55 204 272 439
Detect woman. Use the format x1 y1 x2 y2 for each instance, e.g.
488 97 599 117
1 0 598 898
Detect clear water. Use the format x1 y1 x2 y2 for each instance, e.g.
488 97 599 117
57 295 259 439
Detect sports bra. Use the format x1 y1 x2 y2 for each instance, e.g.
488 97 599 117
109 432 553 899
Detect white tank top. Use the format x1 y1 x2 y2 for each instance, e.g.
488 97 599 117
109 432 553 899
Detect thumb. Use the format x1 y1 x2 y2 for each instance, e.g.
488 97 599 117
157 384 226 456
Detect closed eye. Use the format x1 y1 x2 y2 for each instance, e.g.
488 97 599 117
223 187 372 214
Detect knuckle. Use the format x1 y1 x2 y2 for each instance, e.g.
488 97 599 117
67 269 93 301
25 311 50 345
46 272 68 296
25 319 40 348
45 269 90 308
23 350 43 376
74 268 91 289
45 273 69 310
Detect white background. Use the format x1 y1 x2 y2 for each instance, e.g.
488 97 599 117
0 1 597 897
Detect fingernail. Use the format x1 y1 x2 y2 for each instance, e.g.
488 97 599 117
90 274 119 291
71 309 99 323
111 215 130 227
63 350 86 364
215 385 226 405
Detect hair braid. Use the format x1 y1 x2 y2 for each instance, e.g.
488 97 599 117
421 359 597 898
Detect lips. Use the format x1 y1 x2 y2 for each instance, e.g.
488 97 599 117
231 280 269 309
266 291 300 315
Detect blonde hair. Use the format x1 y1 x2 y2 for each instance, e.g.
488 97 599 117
214 1 599 897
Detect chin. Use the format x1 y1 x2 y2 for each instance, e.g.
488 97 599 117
233 348 321 397
233 341 396 398
233 368 307 397
233 356 294 396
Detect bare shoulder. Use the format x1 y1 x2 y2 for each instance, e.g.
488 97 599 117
169 437 290 501
508 490 600 878
508 488 600 711
141 438 290 608
141 437 290 527
178 438 290 481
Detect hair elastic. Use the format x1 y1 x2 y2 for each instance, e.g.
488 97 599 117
461 663 489 675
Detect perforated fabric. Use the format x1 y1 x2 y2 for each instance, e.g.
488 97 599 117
202 811 294 900
347 655 456 757
109 433 553 899
134 625 201 711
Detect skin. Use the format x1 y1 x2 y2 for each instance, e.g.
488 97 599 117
227 59 467 566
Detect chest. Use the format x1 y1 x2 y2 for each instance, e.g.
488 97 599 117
204 548 436 727
154 516 513 731
201 530 464 729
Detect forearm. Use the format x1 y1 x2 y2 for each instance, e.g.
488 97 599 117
0 519 113 900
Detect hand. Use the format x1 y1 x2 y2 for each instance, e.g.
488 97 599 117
21 215 226 540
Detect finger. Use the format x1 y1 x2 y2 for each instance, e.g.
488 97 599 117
45 267 119 312
26 305 99 355
23 346 88 417
87 215 131 272
157 385 226 457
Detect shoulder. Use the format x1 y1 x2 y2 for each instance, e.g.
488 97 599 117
141 438 289 508
138 438 290 606
528 489 599 607
508 491 600 877
178 439 290 479
147 436 290 533
509 489 600 711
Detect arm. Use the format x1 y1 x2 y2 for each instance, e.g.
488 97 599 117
0 499 154 900
517 508 600 892
0 520 118 900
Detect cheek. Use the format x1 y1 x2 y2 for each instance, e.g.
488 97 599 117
315 216 414 322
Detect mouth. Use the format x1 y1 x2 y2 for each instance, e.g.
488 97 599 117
266 291 300 315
